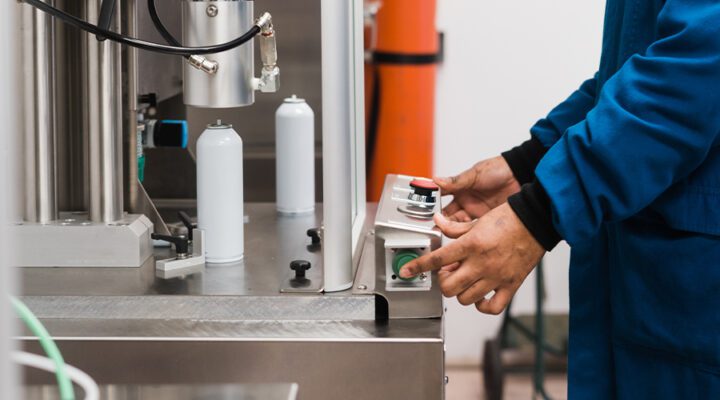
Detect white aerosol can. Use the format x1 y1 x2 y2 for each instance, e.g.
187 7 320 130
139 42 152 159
197 120 244 263
275 95 315 215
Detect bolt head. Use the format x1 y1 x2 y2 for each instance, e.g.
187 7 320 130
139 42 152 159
357 284 367 290
206 5 218 17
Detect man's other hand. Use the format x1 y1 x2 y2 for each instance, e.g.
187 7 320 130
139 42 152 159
400 203 544 315
435 156 520 222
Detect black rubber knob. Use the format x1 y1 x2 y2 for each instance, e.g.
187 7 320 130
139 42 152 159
152 233 189 255
306 228 321 245
290 260 312 279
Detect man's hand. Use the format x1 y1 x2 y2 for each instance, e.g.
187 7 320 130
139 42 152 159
399 203 545 315
435 156 520 222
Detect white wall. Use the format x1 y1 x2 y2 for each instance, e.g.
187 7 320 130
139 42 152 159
435 0 606 365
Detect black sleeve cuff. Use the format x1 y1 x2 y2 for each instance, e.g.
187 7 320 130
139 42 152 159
507 180 562 251
501 137 548 185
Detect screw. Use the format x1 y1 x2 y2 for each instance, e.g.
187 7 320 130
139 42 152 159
357 284 367 290
444 376 449 384
206 5 218 17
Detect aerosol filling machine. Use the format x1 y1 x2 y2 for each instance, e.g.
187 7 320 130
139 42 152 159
12 1 447 399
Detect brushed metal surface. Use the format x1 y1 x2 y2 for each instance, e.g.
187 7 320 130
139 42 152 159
24 383 299 400
18 204 445 400
21 295 374 321
15 212 153 267
20 204 374 320
22 338 444 400
18 318 442 340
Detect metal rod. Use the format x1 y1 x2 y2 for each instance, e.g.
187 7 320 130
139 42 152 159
22 2 58 224
321 0 354 292
534 260 552 400
85 0 123 223
122 0 139 212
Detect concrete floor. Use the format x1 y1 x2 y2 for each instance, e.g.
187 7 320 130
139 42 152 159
446 367 567 400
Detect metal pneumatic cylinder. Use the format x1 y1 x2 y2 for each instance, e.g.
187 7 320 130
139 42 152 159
182 0 255 108
182 0 279 108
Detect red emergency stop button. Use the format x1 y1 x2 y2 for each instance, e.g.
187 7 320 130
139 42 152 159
410 179 439 192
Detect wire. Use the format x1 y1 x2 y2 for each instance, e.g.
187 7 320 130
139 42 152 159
147 0 187 59
22 0 261 56
11 296 75 400
12 351 99 400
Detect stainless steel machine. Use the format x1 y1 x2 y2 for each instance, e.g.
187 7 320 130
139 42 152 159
11 1 447 399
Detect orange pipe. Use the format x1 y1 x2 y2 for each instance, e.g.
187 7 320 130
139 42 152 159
366 0 438 201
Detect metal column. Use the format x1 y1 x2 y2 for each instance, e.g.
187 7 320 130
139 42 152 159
85 0 124 223
21 3 58 224
321 0 355 292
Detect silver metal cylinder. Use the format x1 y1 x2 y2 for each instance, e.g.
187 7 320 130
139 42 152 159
182 0 255 108
55 0 88 213
321 0 355 292
85 0 123 223
21 3 58 224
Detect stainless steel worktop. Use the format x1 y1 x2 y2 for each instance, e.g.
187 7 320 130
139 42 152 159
18 204 446 400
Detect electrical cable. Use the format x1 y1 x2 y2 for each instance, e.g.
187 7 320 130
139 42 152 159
22 0 261 56
11 296 75 400
147 0 187 59
12 351 99 400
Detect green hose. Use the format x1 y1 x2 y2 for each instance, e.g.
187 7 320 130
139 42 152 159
11 296 75 400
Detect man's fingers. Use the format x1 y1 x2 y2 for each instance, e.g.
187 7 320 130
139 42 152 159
440 262 461 273
434 213 475 239
442 201 462 218
399 241 467 278
434 170 475 194
450 210 474 223
456 279 494 306
438 263 480 297
475 287 513 315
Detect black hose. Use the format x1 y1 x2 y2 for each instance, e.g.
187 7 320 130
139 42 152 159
147 0 184 49
23 0 261 56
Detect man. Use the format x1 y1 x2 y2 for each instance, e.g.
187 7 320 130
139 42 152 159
400 0 720 397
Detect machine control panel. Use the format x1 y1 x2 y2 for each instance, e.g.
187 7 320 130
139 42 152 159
375 174 442 291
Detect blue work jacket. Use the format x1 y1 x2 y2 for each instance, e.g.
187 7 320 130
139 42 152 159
530 0 720 397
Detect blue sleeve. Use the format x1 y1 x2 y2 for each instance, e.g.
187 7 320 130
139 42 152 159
530 73 599 147
536 0 720 246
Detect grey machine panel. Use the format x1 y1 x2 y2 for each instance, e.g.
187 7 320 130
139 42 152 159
19 204 446 400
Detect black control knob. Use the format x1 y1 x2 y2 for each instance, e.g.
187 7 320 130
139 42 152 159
152 233 189 256
290 260 312 279
306 228 321 245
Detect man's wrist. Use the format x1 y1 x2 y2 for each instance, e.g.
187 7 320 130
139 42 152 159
501 137 548 185
507 180 561 251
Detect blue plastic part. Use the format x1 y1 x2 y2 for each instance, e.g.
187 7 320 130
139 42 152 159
161 119 189 149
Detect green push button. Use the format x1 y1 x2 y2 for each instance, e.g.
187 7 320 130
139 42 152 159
392 250 419 281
